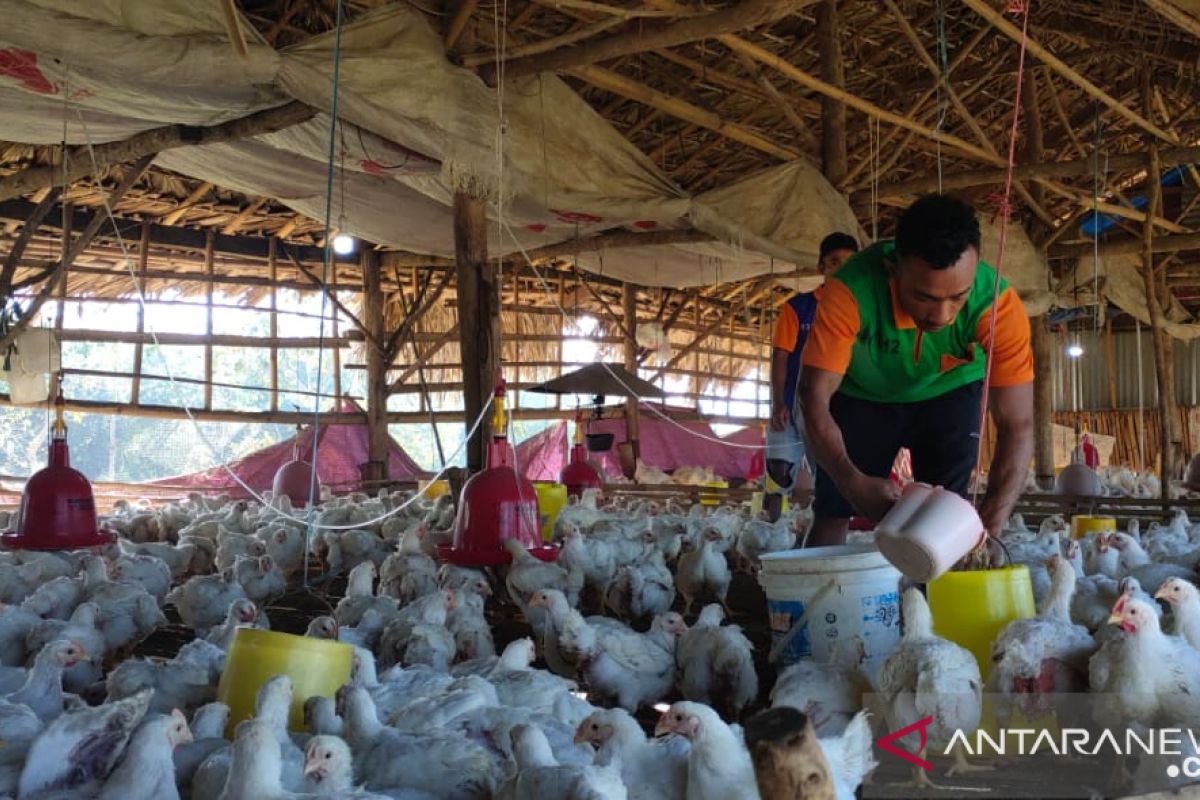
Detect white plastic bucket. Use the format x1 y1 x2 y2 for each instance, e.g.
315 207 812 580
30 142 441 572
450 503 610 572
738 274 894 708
758 544 902 680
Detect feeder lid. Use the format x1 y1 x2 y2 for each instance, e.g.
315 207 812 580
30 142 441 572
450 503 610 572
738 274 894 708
526 364 666 399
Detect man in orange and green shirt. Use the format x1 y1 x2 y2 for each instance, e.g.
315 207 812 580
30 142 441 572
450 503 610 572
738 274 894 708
798 194 1034 546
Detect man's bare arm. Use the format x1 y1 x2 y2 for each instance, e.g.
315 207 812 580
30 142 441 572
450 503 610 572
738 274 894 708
978 382 1034 538
770 348 792 431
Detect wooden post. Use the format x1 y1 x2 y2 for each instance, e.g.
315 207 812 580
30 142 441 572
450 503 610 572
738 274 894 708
1022 70 1047 219
453 191 497 472
130 221 149 405
203 231 214 411
361 249 389 485
47 202 72 400
1031 315 1055 488
1141 70 1183 492
268 238 279 413
816 0 847 187
1104 319 1117 410
622 282 640 460
330 270 342 403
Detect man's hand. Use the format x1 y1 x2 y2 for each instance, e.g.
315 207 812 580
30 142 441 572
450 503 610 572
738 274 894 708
844 473 901 521
770 403 791 432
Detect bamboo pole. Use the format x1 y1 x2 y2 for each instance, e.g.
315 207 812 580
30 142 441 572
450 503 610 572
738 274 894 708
130 221 149 405
453 191 497 471
1105 320 1117 410
444 0 479 51
1031 316 1054 489
961 0 1175 144
816 0 846 186
269 238 279 413
480 0 813 83
1140 71 1180 493
361 249 389 484
0 186 61 298
568 65 797 161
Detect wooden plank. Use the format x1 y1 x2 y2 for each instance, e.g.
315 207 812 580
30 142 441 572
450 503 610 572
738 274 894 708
361 249 390 483
816 0 846 186
454 191 497 471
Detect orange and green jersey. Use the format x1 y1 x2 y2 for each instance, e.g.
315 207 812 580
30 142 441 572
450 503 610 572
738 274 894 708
800 240 1033 403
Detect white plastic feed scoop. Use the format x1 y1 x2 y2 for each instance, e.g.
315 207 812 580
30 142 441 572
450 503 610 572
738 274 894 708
873 482 985 582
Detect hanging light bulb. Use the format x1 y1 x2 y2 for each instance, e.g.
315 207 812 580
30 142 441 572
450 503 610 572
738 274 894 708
332 232 355 256
1066 342 1084 358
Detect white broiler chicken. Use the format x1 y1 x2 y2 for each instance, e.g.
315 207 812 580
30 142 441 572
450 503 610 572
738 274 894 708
379 526 439 603
1060 537 1121 631
656 701 758 800
675 528 732 615
484 638 579 712
557 524 617 608
603 531 675 622
3 639 89 721
110 553 173 603
17 688 151 798
24 601 106 693
527 588 592 680
988 554 1095 722
231 554 287 604
770 636 869 737
503 537 581 628
674 604 758 719
175 702 232 788
572 611 688 712
165 571 248 634
1155 577 1200 649
120 539 197 580
216 718 304 800
734 514 797 571
215 529 268 571
497 724 627 800
205 599 266 652
263 527 306 575
1108 531 1193 593
107 639 226 715
92 709 193 800
575 707 689 800
340 686 503 798
1090 593 1200 729
333 561 399 628
301 735 412 798
0 700 43 797
0 602 42 666
375 588 456 670
323 528 391 575
877 588 983 787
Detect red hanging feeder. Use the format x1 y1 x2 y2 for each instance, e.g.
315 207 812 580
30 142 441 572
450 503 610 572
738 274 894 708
272 424 315 508
559 414 602 499
439 377 559 566
1 382 115 551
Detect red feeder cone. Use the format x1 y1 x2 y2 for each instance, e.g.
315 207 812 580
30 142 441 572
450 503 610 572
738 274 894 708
1 382 114 551
439 377 559 567
272 424 315 508
560 415 602 499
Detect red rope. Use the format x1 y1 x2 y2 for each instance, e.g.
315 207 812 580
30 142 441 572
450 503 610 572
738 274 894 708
973 1 1033 505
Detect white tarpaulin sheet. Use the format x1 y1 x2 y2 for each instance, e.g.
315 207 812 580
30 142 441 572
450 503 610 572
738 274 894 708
979 216 1053 316
0 0 1017 291
1057 252 1200 340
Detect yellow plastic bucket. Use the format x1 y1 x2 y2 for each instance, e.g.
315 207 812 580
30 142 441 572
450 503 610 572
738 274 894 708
533 482 568 542
216 628 353 737
699 480 729 506
927 565 1035 681
1070 515 1116 540
419 479 450 499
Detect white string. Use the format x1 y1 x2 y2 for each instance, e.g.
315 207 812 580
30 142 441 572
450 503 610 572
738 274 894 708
70 110 496 532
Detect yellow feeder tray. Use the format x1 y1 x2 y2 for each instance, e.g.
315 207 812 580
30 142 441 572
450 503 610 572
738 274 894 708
532 481 568 542
217 628 353 738
699 480 729 506
418 479 450 500
1070 515 1116 540
927 565 1036 681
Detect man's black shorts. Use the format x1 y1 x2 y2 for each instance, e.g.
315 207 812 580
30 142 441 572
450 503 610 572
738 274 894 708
813 380 983 519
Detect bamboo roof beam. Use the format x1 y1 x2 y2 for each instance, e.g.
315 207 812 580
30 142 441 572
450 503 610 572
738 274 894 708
880 0 1054 227
733 53 818 153
0 102 314 203
161 181 212 226
460 17 623 67
444 0 479 51
960 0 1176 145
220 196 269 235
479 0 814 84
716 35 1004 167
569 65 797 161
855 144 1200 201
1141 0 1200 38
